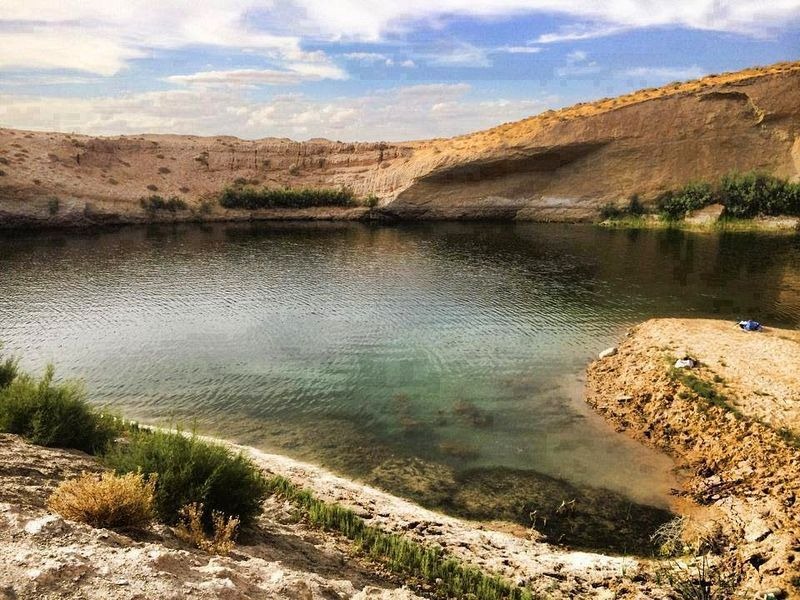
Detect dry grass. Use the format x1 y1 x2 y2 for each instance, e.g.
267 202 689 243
175 502 239 555
48 471 155 530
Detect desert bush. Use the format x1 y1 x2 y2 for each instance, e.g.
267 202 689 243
105 429 268 530
0 365 122 453
0 351 19 389
48 471 155 530
158 166 171 174
146 184 158 191
627 194 645 215
267 476 533 600
718 171 800 218
47 198 60 215
140 195 187 213
657 182 714 219
599 202 624 220
654 554 738 600
175 502 239 554
218 186 355 210
364 194 380 208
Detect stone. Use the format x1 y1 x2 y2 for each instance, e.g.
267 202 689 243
685 203 725 225
744 517 772 543
598 347 617 359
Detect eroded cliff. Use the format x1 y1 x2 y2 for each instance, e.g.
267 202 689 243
1 61 798 225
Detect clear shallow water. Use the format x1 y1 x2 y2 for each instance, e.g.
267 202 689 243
2 222 799 552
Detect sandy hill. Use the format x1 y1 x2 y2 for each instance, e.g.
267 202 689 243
1 61 799 226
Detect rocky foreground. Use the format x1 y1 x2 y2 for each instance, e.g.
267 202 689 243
588 319 800 599
2 318 800 599
1 61 799 226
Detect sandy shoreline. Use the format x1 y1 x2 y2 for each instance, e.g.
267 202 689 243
2 317 800 599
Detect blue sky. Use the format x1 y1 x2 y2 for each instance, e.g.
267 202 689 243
1 1 799 140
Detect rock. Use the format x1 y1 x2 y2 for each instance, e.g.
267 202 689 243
598 347 617 359
744 517 772 543
685 203 725 225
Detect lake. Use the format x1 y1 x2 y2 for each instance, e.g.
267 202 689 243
2 222 798 552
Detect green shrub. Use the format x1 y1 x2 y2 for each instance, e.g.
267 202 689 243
627 194 645 215
599 202 623 220
657 182 714 219
364 194 380 208
105 429 268 530
0 352 18 389
0 365 121 454
140 195 188 213
47 198 60 216
219 186 355 210
267 476 533 600
718 171 800 218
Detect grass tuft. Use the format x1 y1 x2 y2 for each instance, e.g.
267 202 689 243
175 502 239 554
48 471 155 530
266 475 534 600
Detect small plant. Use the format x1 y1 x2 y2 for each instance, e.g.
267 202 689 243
146 184 158 191
654 555 737 600
627 194 645 215
47 198 60 216
175 502 239 554
267 476 533 600
0 364 123 454
599 202 624 220
48 471 155 530
179 186 190 194
108 178 119 185
158 167 171 174
198 199 213 214
218 186 355 210
140 195 187 213
364 194 380 208
0 350 19 389
105 429 268 529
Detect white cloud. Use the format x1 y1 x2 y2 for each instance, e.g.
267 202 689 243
495 45 543 54
620 65 706 81
556 49 602 77
5 1 796 77
533 23 629 43
343 52 390 62
167 64 348 87
424 42 491 67
0 84 556 141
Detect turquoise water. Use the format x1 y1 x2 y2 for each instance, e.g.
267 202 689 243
1 222 798 552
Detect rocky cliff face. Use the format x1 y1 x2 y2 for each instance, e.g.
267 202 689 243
1 61 798 225
376 61 800 220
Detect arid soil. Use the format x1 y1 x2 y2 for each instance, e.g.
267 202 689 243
587 319 800 599
0 433 423 600
1 61 799 226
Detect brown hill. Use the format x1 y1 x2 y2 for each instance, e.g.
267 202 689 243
1 61 799 226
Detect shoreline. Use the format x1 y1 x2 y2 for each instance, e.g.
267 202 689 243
2 317 799 598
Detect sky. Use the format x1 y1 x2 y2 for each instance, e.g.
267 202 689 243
1 1 799 141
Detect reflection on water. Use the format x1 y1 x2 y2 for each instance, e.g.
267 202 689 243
1 222 798 552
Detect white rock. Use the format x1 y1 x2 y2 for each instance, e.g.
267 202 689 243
598 347 617 359
744 518 772 543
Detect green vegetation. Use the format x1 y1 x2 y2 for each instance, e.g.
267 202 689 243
657 171 800 220
105 428 269 529
219 185 356 210
0 362 122 454
140 195 188 213
600 172 800 228
669 367 743 418
47 198 60 215
267 475 534 600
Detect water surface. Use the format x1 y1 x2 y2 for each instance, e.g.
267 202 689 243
2 222 798 552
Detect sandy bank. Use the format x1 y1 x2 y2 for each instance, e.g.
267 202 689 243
587 318 800 599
